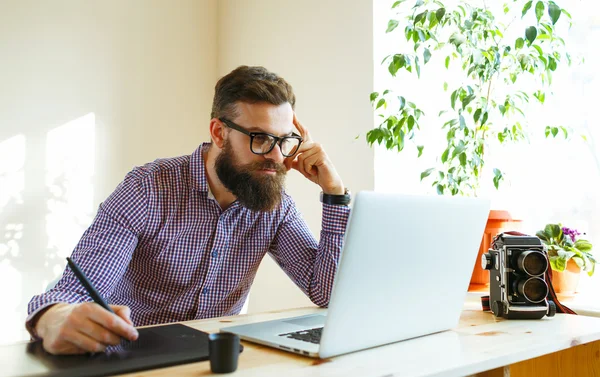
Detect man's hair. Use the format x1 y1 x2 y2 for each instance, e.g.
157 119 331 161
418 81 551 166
211 66 296 120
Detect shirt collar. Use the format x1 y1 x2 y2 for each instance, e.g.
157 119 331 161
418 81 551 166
190 142 211 193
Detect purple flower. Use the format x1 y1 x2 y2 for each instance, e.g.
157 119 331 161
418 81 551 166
562 227 581 243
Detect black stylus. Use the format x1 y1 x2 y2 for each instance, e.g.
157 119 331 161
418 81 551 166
66 257 115 314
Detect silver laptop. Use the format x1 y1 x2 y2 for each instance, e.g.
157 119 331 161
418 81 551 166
220 191 490 358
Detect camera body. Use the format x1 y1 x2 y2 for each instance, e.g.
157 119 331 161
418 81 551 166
482 233 556 319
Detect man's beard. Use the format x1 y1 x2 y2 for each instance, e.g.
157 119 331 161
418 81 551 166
214 140 287 212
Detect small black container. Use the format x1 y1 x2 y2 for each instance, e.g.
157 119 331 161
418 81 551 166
208 332 240 373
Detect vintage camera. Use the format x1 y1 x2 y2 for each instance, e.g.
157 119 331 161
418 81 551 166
482 233 556 319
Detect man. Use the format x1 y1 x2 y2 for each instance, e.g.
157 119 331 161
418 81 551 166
26 66 351 355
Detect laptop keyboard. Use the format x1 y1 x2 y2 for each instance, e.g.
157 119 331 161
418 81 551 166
279 327 323 344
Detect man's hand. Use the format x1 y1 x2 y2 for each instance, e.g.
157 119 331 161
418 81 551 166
285 114 345 195
35 302 139 355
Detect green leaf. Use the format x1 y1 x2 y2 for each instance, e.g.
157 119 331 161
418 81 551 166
436 184 444 195
387 19 400 33
575 240 593 252
548 56 557 71
414 0 424 7
459 114 466 129
420 168 435 181
499 105 506 115
398 96 406 109
417 145 424 157
407 115 415 130
443 82 448 91
414 56 421 78
550 256 566 272
525 26 538 45
376 98 386 109
462 95 475 109
436 8 446 21
445 56 450 69
449 33 465 47
370 92 379 103
415 11 427 24
536 230 549 242
481 111 489 125
545 126 551 138
498 133 505 143
548 2 561 24
545 224 561 238
493 175 501 189
534 91 545 103
392 0 406 8
535 1 544 23
473 108 482 123
493 168 502 177
450 90 458 110
452 141 466 158
515 37 524 49
423 48 432 64
551 127 558 137
459 152 467 167
522 1 533 17
441 148 449 163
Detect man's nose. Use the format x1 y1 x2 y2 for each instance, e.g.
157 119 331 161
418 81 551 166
264 142 285 163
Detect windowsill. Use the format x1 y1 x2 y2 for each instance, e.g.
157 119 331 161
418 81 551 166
467 284 600 318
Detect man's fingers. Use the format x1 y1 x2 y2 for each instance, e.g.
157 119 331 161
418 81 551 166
302 152 322 177
66 330 107 353
80 303 138 341
76 317 122 346
111 305 134 326
293 147 321 178
293 114 312 143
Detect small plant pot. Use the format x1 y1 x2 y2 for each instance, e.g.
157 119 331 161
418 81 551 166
550 259 581 296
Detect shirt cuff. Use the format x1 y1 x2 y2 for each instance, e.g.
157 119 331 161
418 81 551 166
322 203 351 234
25 302 64 341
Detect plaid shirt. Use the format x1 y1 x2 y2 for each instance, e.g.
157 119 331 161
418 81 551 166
26 143 350 331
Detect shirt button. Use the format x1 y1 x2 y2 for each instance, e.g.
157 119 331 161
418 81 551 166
211 251 218 258
202 288 209 294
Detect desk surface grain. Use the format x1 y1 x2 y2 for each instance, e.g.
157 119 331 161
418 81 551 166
116 298 600 377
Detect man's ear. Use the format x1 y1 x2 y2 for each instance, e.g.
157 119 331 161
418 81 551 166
209 118 227 148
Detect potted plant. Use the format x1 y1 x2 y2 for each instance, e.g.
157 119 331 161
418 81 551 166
368 0 574 286
536 223 596 295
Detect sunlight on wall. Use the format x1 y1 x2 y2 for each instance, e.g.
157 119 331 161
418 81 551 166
44 113 96 287
0 113 96 345
0 134 26 344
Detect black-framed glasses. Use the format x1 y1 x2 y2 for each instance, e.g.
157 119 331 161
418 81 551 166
219 118 303 157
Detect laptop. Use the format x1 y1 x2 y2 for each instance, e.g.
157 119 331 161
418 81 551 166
220 190 491 359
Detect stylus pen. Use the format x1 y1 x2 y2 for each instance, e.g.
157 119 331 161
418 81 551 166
66 257 115 314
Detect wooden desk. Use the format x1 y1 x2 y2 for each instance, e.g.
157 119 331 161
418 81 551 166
118 299 600 377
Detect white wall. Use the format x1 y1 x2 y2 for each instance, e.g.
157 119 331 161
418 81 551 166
0 0 374 343
0 0 217 343
217 0 375 313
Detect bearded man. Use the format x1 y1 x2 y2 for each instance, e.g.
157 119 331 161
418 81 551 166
26 65 351 355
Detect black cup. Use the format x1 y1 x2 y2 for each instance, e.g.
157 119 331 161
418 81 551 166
209 332 240 373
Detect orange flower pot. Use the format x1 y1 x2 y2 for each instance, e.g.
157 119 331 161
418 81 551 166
550 259 581 296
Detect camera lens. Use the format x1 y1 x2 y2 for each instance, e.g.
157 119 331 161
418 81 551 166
517 277 548 303
517 250 548 276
